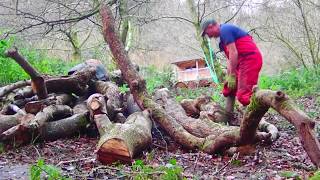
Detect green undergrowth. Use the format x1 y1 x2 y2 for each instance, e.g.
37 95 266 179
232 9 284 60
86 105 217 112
259 67 320 98
30 159 70 180
140 65 174 94
279 169 320 180
0 37 78 85
29 158 185 180
130 159 185 180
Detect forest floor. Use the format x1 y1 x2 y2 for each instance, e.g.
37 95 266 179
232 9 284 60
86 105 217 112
0 96 319 180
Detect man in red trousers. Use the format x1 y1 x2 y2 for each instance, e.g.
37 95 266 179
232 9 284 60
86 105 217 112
201 19 263 115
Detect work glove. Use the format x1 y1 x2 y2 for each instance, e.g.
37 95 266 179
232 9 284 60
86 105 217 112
226 74 236 91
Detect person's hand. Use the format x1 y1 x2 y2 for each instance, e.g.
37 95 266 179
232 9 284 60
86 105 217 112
226 74 236 91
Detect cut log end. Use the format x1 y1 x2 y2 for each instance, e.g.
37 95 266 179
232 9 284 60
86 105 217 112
97 139 132 164
90 100 102 111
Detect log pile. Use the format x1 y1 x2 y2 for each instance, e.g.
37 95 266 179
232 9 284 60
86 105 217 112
0 49 148 164
0 3 319 169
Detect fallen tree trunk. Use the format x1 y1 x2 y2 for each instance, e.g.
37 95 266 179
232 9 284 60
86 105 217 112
100 5 252 151
180 96 279 142
100 4 320 167
240 89 320 167
87 93 152 164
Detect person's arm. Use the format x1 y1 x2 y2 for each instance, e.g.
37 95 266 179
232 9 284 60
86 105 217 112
226 42 238 75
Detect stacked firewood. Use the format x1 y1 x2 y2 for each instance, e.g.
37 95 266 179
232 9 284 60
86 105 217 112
0 49 148 164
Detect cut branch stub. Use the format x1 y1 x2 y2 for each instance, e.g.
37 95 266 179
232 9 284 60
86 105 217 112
94 81 123 121
5 48 48 99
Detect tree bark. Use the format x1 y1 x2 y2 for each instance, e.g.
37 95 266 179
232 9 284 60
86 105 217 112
28 105 73 129
93 81 123 121
41 113 89 141
0 113 89 145
0 114 21 134
87 93 152 164
45 66 96 96
0 80 31 98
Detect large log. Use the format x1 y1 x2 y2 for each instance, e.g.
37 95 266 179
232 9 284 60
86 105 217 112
87 93 152 164
13 96 38 107
0 105 73 143
0 114 35 142
100 4 320 167
45 66 96 96
14 86 34 100
0 113 89 145
0 115 21 134
0 80 31 98
41 113 89 141
28 105 73 129
24 94 75 114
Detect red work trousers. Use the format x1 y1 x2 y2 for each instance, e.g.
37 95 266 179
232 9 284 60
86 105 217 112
222 36 263 106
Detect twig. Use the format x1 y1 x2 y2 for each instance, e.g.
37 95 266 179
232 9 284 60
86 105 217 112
152 143 167 150
213 152 239 176
32 145 41 158
89 165 164 177
193 152 201 172
56 157 95 167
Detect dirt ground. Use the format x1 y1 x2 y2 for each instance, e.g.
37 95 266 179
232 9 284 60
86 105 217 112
0 96 319 180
